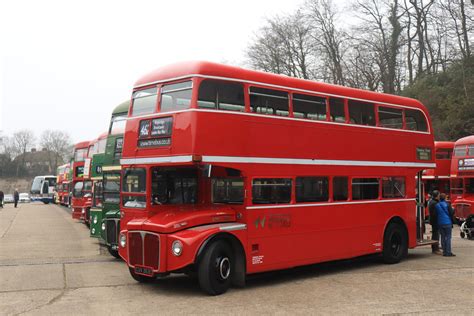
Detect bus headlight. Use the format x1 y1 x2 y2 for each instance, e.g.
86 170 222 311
81 208 85 214
101 223 106 231
172 240 183 256
91 228 96 234
93 216 98 224
119 233 126 248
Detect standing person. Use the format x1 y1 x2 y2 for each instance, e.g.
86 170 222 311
13 189 19 208
0 190 4 208
428 190 441 255
436 193 455 257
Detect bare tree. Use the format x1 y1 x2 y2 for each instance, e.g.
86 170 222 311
12 130 35 177
306 0 346 84
40 130 72 173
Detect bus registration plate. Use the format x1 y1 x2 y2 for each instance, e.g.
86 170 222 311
135 265 153 276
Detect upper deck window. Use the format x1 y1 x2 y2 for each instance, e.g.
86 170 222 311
405 109 428 132
349 100 375 126
293 94 327 121
329 98 345 123
132 87 157 117
436 148 452 160
250 87 289 117
74 148 87 162
198 80 245 112
333 176 348 201
97 139 107 154
468 145 474 156
160 81 192 112
109 115 127 135
454 145 467 157
378 107 403 129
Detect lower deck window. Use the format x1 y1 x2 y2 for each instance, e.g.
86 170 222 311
252 178 291 204
333 177 348 201
382 177 405 198
451 178 464 194
296 177 328 202
212 178 244 204
352 178 379 200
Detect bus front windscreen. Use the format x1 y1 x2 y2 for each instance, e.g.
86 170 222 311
151 167 197 205
73 182 83 198
104 173 120 203
74 148 87 162
31 177 42 194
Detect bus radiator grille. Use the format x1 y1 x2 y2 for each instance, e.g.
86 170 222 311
106 220 117 245
128 232 143 266
144 234 160 270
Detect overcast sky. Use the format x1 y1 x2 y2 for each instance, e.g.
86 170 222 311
0 0 307 144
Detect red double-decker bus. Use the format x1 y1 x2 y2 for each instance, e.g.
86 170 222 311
118 61 435 295
450 135 474 222
71 141 92 220
56 163 71 205
422 141 454 195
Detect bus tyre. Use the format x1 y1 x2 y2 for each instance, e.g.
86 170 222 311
128 268 156 283
107 246 121 259
382 222 407 264
198 240 233 295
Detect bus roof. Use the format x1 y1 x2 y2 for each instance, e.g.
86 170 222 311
435 141 455 149
454 135 474 146
134 61 428 112
113 100 130 115
97 131 108 141
74 141 90 149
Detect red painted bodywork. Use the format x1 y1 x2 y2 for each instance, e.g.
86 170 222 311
72 141 92 220
450 135 474 221
119 61 435 277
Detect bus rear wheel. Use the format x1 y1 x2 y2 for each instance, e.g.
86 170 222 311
128 268 156 283
382 222 407 264
107 246 121 259
198 240 233 295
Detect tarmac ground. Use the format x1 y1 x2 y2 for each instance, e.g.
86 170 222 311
0 202 473 315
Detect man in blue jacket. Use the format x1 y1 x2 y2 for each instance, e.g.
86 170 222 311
436 193 455 257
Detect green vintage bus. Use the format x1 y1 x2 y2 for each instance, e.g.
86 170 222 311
89 101 128 258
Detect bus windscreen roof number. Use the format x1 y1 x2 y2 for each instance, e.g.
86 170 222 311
137 117 173 148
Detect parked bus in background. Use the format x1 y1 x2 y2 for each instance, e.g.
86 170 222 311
71 141 91 220
117 61 435 295
450 135 474 222
82 133 107 226
55 163 71 205
89 101 129 258
30 175 57 204
422 141 454 196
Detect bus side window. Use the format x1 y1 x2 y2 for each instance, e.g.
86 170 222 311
296 177 329 202
382 177 405 198
292 94 327 121
378 106 403 129
198 80 245 112
348 100 375 126
333 177 348 201
352 178 379 200
405 109 428 132
329 98 345 123
249 87 289 117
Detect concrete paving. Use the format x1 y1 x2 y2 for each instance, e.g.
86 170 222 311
0 202 473 315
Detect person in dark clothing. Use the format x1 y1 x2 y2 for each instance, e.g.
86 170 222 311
428 190 441 254
436 193 455 257
13 189 19 208
0 190 4 208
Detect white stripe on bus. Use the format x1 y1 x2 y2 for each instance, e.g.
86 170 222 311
121 155 435 168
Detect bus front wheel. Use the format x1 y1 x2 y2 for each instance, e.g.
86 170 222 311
107 246 121 259
198 240 234 295
382 222 407 264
